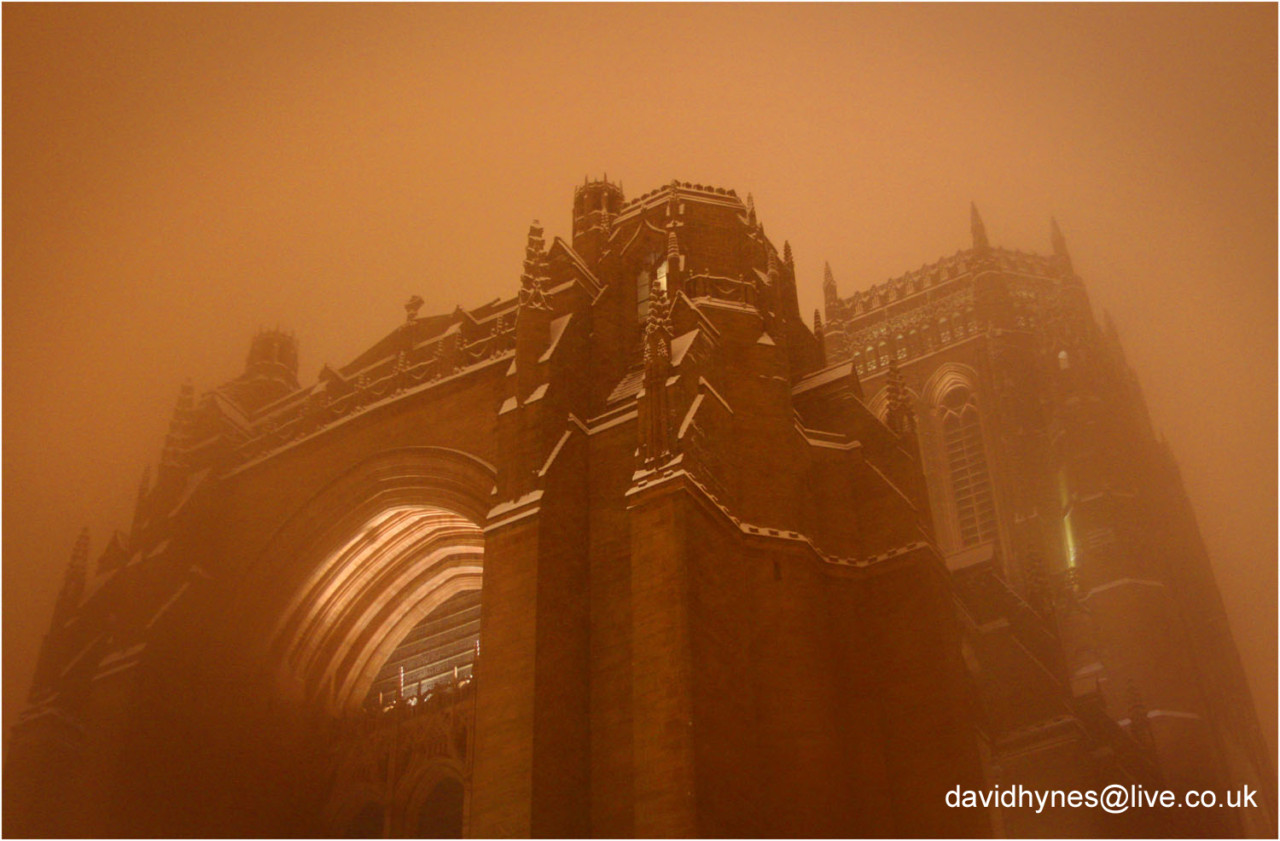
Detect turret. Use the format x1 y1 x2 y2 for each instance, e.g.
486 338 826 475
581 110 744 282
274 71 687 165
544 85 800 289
245 329 299 386
572 175 625 267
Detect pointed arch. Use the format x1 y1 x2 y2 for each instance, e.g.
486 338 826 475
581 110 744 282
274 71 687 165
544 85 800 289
920 364 998 552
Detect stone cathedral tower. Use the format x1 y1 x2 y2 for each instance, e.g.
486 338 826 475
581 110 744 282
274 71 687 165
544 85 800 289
5 181 1271 839
821 205 1274 837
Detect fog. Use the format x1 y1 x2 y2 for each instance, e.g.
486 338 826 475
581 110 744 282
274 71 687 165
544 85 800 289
4 4 1275 759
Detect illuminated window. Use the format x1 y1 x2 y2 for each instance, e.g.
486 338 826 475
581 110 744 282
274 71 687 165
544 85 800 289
940 388 997 547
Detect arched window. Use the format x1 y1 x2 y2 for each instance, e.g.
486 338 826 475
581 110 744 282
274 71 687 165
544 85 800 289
939 387 997 548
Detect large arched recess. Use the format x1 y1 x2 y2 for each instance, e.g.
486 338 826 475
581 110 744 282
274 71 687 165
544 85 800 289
222 446 496 714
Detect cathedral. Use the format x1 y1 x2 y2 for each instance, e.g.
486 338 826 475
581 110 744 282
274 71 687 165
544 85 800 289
5 178 1273 838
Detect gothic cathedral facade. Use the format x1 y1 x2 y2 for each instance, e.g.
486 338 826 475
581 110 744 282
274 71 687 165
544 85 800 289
6 179 1272 838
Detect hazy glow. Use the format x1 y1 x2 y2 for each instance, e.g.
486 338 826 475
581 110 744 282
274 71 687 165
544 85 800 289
4 3 1274 756
275 505 482 712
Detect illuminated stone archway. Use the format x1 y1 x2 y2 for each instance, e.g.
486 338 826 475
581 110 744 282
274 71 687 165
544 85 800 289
251 447 495 715
274 503 483 712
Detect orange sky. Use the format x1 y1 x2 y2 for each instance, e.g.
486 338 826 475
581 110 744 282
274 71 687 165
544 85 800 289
4 4 1276 758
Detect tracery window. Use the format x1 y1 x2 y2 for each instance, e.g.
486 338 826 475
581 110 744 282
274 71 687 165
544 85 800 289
939 387 997 547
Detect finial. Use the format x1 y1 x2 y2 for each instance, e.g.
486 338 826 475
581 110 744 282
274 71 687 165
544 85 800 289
405 295 424 323
767 248 779 280
666 226 680 261
823 261 839 306
813 308 823 336
970 202 989 251
783 240 794 269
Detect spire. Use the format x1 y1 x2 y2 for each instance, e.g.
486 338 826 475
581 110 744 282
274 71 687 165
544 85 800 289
518 220 551 311
666 225 680 261
970 202 989 251
1050 216 1072 273
746 192 757 227
131 464 152 537
160 380 195 471
521 220 546 284
823 261 839 307
884 358 916 439
766 248 780 282
55 527 90 621
136 464 151 506
807 309 825 368
783 240 794 270
639 278 675 466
